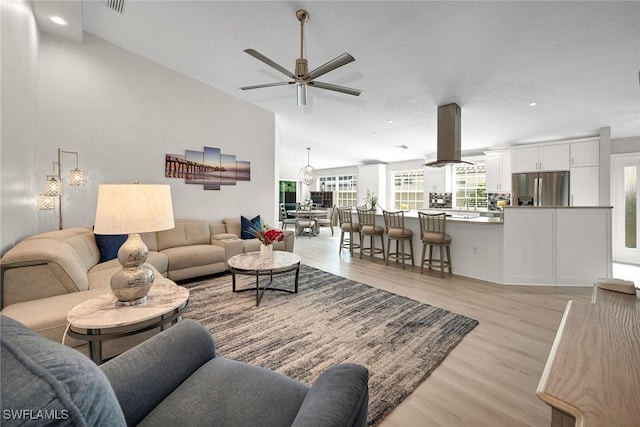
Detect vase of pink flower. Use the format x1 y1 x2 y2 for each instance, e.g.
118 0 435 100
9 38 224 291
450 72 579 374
255 225 285 259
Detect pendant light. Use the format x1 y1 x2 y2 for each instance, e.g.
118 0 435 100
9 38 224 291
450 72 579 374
299 147 315 185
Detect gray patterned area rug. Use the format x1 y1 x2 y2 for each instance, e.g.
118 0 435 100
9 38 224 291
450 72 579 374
180 264 478 425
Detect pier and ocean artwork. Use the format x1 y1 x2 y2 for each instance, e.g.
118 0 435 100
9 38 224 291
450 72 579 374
165 146 251 190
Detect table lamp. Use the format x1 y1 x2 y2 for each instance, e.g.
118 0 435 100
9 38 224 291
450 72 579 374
93 184 175 306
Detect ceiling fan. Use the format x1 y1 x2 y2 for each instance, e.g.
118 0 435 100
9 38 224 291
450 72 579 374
240 9 362 106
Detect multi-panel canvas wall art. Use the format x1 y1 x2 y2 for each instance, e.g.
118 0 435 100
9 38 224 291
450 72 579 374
165 146 250 190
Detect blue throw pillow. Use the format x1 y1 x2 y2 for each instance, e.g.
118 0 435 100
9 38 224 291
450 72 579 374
240 215 262 240
94 234 128 263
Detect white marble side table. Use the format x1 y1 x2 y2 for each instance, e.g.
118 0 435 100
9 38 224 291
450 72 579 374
67 283 189 364
228 251 301 306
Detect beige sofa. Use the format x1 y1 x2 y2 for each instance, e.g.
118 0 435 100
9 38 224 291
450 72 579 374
210 217 295 263
0 218 294 352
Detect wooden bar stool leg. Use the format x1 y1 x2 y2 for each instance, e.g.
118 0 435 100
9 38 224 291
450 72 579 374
446 245 452 274
439 244 445 278
428 245 434 271
409 241 414 266
385 238 391 265
420 243 426 274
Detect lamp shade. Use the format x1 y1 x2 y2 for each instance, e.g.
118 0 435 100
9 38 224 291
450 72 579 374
94 184 175 235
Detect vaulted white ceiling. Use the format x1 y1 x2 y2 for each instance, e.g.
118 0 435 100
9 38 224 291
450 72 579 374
32 1 640 169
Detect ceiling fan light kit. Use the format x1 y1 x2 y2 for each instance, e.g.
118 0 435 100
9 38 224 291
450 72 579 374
241 9 362 106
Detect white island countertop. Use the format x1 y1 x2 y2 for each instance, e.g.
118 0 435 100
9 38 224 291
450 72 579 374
402 209 503 224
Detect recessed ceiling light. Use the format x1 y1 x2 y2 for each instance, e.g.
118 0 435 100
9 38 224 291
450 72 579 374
372 133 377 137
48 16 68 26
386 119 394 124
529 101 539 107
395 144 408 149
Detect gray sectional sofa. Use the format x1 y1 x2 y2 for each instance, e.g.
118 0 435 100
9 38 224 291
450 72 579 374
1 315 369 427
0 218 294 354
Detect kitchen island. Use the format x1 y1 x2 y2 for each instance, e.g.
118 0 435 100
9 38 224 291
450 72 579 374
356 206 611 286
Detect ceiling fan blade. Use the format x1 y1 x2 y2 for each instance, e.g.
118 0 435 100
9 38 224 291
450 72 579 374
304 53 355 81
309 81 362 97
244 49 296 80
240 82 292 91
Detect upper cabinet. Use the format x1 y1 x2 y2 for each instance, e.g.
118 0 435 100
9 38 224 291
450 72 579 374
569 139 600 206
485 151 511 192
570 140 599 167
424 166 448 193
511 143 570 173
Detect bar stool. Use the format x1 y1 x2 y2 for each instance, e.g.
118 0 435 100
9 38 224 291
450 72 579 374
356 207 385 260
337 206 360 255
418 211 452 277
382 210 414 269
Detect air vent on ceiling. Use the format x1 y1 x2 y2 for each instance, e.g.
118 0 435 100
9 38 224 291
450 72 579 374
107 0 125 14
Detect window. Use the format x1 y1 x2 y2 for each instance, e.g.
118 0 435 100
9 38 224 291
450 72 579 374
454 164 487 208
318 175 357 207
391 170 424 210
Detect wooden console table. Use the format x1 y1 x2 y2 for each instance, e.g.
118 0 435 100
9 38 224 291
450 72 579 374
536 285 639 426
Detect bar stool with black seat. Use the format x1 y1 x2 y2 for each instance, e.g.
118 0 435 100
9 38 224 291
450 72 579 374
418 211 452 277
382 209 414 269
337 206 360 255
356 207 385 261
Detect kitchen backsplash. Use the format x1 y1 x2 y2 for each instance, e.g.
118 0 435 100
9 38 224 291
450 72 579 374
487 192 511 209
428 192 452 209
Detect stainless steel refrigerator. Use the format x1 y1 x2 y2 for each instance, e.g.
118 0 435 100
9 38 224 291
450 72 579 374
511 171 570 206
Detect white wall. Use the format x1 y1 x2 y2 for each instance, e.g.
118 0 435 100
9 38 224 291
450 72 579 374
34 32 276 232
612 136 640 154
0 0 41 254
0 7 278 255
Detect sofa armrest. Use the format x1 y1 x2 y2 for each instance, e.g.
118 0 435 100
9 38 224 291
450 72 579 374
100 319 216 426
283 230 295 252
211 236 244 264
291 363 369 427
1 239 90 307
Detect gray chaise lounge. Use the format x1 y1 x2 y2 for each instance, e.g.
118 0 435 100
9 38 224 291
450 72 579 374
1 315 369 427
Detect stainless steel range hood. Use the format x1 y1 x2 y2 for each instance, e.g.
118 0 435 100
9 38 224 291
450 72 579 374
423 103 473 168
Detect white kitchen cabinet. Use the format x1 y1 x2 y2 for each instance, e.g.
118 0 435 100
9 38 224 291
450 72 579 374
570 165 599 206
503 207 612 285
511 144 570 173
570 140 599 167
485 151 511 192
424 166 448 192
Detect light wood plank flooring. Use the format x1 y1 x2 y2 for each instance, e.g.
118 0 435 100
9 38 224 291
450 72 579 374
291 231 593 427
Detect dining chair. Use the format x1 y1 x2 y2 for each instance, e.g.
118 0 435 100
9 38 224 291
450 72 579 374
337 206 360 255
356 207 385 260
382 210 414 268
279 203 297 231
316 205 335 236
295 207 317 238
418 211 452 277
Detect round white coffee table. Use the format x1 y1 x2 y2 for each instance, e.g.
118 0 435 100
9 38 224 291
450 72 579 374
228 251 301 306
66 283 189 364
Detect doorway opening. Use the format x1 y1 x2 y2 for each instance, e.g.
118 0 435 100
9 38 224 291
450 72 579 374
279 181 297 204
612 153 640 265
